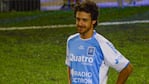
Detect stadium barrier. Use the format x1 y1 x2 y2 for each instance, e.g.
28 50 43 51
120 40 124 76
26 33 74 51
41 0 149 10
0 0 40 12
0 0 149 12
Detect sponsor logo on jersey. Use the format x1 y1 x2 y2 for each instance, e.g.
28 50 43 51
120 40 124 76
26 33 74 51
69 53 94 65
71 69 92 84
71 69 92 77
72 77 92 84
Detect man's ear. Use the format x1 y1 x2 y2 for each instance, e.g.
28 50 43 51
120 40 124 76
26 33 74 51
92 20 96 25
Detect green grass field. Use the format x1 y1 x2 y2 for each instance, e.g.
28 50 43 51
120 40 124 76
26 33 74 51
0 6 149 27
0 6 149 84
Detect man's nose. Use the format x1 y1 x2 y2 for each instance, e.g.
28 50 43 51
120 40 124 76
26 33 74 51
77 20 83 26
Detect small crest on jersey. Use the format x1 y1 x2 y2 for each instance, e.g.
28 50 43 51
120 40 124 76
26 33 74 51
78 45 84 50
87 47 95 56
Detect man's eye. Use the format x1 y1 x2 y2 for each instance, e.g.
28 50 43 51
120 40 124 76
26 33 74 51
83 19 87 22
76 18 80 21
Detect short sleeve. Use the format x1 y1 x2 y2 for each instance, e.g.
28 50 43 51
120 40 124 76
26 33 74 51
65 38 70 67
65 34 79 67
100 41 129 72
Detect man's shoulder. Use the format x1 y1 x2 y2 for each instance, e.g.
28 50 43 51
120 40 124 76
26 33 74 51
67 33 79 41
94 33 108 42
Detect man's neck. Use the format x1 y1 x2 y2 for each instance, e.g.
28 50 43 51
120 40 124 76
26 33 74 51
80 30 94 39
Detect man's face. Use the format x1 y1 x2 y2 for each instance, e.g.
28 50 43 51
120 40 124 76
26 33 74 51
75 11 95 35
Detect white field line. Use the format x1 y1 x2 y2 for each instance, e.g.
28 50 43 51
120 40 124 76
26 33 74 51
0 20 149 31
99 20 149 25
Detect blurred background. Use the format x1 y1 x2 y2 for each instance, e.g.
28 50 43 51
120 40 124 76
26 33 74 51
0 0 148 27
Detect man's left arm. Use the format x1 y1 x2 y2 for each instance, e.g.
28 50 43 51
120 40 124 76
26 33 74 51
116 63 133 84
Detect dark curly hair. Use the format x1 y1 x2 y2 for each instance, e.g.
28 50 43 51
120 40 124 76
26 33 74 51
74 0 99 28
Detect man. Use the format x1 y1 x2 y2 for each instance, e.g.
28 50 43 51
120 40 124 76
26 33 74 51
65 0 133 84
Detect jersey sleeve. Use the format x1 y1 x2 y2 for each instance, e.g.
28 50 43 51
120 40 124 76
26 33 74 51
99 40 129 72
65 38 70 67
65 33 79 67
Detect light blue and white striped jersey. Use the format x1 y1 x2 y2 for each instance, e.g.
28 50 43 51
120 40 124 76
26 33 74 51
66 30 129 84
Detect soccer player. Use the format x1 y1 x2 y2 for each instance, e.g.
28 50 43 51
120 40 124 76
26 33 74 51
65 0 133 84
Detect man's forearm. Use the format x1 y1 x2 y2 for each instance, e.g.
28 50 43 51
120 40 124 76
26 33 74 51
116 63 133 84
68 67 71 84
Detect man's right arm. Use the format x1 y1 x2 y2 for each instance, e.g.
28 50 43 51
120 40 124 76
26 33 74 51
116 63 133 84
67 67 71 84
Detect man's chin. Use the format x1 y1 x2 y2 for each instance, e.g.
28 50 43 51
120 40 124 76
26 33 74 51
77 28 83 32
78 31 85 35
77 30 83 34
